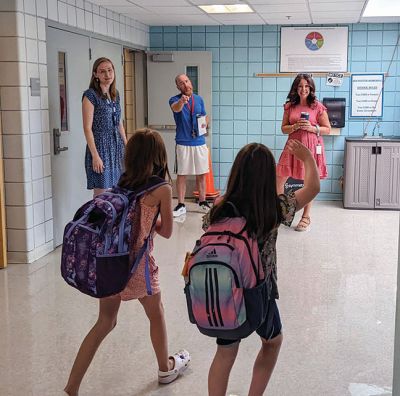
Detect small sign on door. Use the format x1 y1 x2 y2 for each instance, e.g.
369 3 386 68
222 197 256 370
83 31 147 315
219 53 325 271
326 73 344 87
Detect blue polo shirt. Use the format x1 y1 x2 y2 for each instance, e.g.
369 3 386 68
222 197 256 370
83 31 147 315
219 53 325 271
169 93 206 146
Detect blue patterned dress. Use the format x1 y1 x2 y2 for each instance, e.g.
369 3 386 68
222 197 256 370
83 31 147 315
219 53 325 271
83 88 125 189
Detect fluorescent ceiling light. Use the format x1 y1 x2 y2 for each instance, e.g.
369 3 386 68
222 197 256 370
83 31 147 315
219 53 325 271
363 0 400 17
199 4 254 14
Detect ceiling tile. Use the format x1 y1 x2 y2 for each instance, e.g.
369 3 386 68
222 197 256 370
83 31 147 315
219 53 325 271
253 4 308 13
311 1 364 12
143 6 204 15
212 13 266 24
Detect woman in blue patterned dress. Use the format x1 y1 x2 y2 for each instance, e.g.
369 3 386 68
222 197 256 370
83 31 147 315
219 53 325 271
82 57 127 197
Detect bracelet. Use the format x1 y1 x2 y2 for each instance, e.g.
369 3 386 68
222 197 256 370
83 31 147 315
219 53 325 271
315 124 320 137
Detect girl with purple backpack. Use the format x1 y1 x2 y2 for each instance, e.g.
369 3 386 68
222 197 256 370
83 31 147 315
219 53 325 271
205 140 320 396
64 129 190 396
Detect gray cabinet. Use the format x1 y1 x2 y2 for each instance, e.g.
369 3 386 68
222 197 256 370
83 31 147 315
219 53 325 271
344 139 400 209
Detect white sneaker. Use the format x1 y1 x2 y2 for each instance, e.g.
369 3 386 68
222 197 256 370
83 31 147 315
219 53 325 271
198 201 211 213
173 203 186 217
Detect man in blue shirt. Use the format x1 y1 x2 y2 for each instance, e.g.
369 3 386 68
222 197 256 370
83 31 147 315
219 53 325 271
169 74 210 217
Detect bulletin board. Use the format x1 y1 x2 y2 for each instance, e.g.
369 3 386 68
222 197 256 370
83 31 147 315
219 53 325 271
280 26 348 72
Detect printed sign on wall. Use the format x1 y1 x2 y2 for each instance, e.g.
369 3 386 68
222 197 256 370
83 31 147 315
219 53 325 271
350 74 384 118
280 27 348 72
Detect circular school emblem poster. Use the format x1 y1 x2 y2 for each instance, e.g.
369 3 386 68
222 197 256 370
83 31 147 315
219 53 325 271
305 31 324 51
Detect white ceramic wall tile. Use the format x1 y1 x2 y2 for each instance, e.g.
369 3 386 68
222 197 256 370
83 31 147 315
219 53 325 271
84 0 91 12
76 0 83 9
4 158 32 182
34 222 46 247
45 219 53 242
41 110 49 132
99 6 106 17
37 17 46 40
0 62 27 86
43 176 52 199
44 198 52 221
58 1 67 24
32 178 44 202
28 93 41 110
47 0 58 21
24 0 36 15
33 201 45 225
1 110 29 134
36 0 47 18
38 40 46 64
114 21 120 39
39 64 47 86
26 38 39 63
91 3 98 14
0 0 24 12
29 110 42 133
5 182 33 205
27 62 39 80
2 134 30 158
40 87 48 109
67 0 75 5
25 14 37 39
0 12 25 37
93 13 100 33
6 205 34 229
43 154 51 177
84 10 92 31
0 37 26 62
31 156 44 180
30 133 43 157
106 9 112 19
100 16 107 35
0 86 29 110
107 18 113 37
76 7 84 29
67 4 76 26
7 227 34 251
42 131 50 154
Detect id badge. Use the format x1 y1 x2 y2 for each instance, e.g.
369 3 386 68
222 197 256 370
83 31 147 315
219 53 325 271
316 144 322 155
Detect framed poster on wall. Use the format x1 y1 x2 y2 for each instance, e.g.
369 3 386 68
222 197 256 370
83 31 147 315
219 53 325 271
280 26 348 72
350 74 384 118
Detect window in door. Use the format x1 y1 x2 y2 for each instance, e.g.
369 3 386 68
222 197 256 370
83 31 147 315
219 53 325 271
186 66 198 94
58 52 68 131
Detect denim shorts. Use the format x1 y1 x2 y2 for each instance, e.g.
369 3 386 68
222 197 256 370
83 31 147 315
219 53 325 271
216 299 282 346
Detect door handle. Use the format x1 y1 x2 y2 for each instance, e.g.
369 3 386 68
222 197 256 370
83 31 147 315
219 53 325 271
53 128 69 155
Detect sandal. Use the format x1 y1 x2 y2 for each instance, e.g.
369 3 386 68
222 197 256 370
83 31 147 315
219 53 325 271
158 349 191 384
295 216 310 232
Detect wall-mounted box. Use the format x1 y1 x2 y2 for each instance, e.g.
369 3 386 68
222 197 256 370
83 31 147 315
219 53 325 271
323 97 346 128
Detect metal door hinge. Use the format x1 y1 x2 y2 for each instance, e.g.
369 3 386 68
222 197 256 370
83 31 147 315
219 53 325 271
89 47 92 60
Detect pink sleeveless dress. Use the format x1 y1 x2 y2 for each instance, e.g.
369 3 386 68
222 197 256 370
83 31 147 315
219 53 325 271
276 101 328 180
120 197 160 300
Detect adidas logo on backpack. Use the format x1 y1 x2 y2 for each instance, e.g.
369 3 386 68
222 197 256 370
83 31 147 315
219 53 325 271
184 217 269 340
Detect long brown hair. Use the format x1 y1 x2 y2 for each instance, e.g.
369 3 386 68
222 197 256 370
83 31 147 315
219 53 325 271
118 129 171 190
209 143 282 240
89 57 117 101
286 73 317 107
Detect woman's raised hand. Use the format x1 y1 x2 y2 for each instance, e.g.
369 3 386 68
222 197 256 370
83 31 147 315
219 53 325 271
286 139 313 162
297 119 315 132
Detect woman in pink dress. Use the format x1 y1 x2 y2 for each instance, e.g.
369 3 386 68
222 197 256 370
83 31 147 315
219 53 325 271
276 74 331 231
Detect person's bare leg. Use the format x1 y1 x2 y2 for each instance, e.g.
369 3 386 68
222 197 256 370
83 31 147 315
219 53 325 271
208 343 240 396
248 334 283 396
64 295 121 396
93 188 106 197
196 173 207 202
296 201 312 231
276 175 287 195
139 293 172 372
176 175 186 205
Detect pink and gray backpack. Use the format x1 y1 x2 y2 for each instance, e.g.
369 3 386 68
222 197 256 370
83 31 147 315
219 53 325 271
184 214 269 339
61 176 166 298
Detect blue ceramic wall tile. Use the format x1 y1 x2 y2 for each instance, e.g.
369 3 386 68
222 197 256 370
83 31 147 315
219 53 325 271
249 32 262 47
234 92 248 105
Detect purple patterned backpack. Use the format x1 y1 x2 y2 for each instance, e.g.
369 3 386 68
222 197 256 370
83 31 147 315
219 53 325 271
61 176 166 298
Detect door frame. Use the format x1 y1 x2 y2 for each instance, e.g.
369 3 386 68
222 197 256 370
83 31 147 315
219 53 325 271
0 113 7 268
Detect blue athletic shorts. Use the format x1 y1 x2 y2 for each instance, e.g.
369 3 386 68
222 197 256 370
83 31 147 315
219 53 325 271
216 299 282 346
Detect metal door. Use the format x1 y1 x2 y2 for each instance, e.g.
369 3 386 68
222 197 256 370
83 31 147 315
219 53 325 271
375 142 400 209
146 51 212 195
47 27 92 246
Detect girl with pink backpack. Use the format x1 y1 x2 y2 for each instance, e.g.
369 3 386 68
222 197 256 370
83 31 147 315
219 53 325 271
64 129 190 396
204 140 320 396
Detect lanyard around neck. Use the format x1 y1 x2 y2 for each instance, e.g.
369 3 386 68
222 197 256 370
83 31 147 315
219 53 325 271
186 95 195 115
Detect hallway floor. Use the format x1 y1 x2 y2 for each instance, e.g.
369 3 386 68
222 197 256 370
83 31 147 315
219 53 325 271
0 201 397 396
